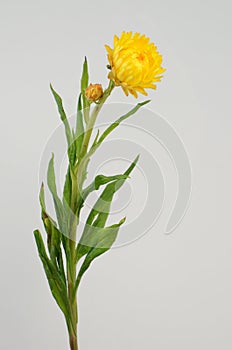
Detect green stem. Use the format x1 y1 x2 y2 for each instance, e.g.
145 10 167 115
67 235 78 350
83 105 90 125
77 81 115 191
67 164 79 349
69 333 78 350
66 80 115 350
80 80 115 159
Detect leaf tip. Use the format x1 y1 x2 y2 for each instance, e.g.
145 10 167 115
39 182 44 195
134 154 140 164
119 217 126 225
83 56 88 68
139 99 151 107
33 229 40 238
48 153 55 173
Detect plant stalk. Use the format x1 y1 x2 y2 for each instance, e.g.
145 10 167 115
69 333 78 350
67 80 114 350
80 80 115 159
67 164 79 350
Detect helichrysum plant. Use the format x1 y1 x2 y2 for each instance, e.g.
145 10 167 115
34 31 165 350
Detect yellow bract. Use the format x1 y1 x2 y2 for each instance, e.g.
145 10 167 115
105 31 165 98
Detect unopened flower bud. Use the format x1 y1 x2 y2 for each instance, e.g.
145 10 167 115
85 83 103 102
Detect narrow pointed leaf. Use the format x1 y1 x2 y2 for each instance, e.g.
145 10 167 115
87 155 139 227
50 84 72 146
33 230 72 323
76 173 128 214
76 155 139 260
39 184 67 283
96 100 150 147
39 182 56 250
81 57 89 94
75 94 84 158
75 218 125 291
47 154 64 232
63 165 72 207
81 57 90 123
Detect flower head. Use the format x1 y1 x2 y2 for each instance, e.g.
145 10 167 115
105 31 165 98
85 83 103 102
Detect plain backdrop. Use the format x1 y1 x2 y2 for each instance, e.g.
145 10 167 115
1 0 232 349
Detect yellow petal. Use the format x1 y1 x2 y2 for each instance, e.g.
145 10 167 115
105 31 165 98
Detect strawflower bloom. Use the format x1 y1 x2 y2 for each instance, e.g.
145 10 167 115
105 31 165 98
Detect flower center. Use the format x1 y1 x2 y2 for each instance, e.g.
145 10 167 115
137 52 146 62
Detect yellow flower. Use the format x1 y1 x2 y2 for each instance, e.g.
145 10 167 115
105 31 165 98
85 83 103 102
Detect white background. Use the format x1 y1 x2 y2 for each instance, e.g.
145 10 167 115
1 0 232 349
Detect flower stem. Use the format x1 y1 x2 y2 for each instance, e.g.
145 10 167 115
67 166 79 349
67 80 114 350
69 333 78 350
80 80 115 159
67 248 78 349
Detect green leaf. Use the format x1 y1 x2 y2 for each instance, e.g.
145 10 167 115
33 230 72 326
39 184 67 283
76 155 139 260
96 100 150 148
47 154 64 232
63 165 72 208
80 57 90 123
94 174 128 190
62 164 80 245
75 218 125 291
76 173 128 214
81 57 89 94
39 182 46 210
91 129 100 149
75 94 85 159
68 142 76 166
39 183 55 249
50 84 72 146
47 155 73 258
88 155 139 227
